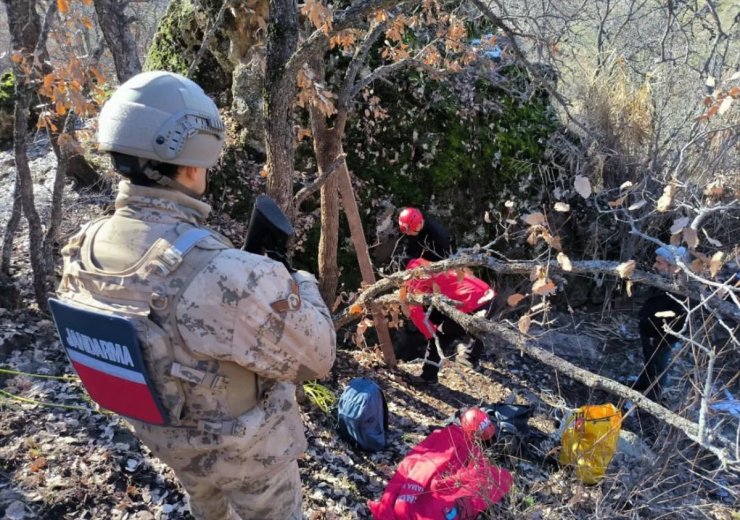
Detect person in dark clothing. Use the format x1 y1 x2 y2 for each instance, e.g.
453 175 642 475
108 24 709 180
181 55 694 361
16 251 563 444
398 207 455 264
398 208 483 383
632 246 689 401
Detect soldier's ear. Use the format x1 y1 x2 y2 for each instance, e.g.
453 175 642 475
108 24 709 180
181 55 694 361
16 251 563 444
177 165 198 181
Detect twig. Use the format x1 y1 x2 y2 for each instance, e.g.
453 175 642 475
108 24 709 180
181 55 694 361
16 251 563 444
187 0 232 78
293 153 347 208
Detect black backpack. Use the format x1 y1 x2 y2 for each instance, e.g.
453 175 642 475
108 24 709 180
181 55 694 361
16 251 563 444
451 403 533 454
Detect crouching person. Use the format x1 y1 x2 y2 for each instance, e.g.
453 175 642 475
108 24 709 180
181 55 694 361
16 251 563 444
50 72 336 520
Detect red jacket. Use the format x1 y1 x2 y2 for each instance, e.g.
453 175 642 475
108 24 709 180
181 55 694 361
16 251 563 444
368 424 512 519
405 259 494 340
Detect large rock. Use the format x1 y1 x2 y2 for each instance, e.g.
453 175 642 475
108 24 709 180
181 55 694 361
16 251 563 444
143 0 231 94
615 429 655 462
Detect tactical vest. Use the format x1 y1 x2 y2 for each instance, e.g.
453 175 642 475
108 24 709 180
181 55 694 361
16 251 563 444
52 219 260 436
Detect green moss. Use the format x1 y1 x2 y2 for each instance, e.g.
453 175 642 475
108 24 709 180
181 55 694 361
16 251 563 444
144 0 230 93
143 0 195 75
0 71 14 112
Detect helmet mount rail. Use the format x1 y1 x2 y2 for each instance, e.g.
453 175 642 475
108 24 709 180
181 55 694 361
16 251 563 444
152 111 225 162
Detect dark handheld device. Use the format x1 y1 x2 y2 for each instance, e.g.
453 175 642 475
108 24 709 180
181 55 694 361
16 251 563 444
243 195 295 270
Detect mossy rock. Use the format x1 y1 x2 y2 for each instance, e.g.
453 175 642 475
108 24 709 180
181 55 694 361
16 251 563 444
288 64 561 289
0 71 16 145
144 0 231 95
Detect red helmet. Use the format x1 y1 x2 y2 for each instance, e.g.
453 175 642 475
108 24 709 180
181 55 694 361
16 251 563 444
398 207 424 235
460 407 496 441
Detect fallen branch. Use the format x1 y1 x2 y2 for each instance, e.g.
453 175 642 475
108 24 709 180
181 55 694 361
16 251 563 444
332 252 740 327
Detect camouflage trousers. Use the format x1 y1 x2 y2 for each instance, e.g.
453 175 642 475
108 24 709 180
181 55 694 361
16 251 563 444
129 425 303 520
177 458 302 520
147 439 302 519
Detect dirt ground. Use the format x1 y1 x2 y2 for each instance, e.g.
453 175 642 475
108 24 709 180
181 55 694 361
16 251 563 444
1 300 737 519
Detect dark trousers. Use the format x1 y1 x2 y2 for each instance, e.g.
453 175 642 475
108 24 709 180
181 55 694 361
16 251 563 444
420 308 485 381
634 320 676 401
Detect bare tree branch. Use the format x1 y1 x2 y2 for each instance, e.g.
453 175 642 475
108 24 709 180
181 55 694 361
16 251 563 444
293 152 347 208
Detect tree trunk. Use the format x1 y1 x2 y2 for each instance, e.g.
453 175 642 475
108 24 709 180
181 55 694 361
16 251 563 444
4 0 50 309
311 121 340 302
13 85 50 309
93 0 142 83
44 119 72 263
0 170 22 275
264 0 298 219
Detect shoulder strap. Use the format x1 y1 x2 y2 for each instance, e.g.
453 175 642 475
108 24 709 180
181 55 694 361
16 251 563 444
156 228 215 274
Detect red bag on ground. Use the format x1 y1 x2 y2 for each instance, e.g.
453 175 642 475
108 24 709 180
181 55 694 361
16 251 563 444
368 424 512 520
405 259 494 340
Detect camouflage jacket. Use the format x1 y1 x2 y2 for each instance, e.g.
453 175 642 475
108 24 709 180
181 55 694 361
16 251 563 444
63 181 336 463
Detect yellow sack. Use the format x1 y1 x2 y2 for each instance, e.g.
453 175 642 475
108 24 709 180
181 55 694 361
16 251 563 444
559 403 622 484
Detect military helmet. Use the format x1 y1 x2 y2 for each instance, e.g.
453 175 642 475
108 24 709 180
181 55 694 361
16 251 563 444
98 71 225 168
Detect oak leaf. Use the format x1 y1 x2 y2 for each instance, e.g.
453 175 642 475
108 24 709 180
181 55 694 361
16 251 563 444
557 252 572 271
507 293 527 307
529 266 545 282
717 96 733 116
709 252 724 278
682 227 699 249
545 235 562 251
669 216 690 235
518 313 532 334
30 457 47 472
616 260 636 279
301 0 332 32
532 278 557 296
656 183 676 212
523 212 546 226
574 175 592 199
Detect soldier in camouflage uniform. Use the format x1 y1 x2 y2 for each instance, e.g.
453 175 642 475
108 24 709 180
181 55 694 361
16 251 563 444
56 71 336 519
